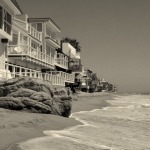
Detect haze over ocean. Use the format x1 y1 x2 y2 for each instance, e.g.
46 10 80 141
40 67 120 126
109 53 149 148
17 0 150 93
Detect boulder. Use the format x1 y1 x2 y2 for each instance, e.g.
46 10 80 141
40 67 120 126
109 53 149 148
0 77 72 117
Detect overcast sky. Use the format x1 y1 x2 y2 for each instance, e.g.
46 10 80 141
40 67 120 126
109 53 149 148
17 0 150 93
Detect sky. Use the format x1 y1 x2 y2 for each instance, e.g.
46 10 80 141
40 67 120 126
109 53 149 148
17 0 150 93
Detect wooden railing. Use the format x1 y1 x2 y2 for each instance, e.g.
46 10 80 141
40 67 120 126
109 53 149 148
7 45 55 67
50 71 75 83
56 58 68 69
28 25 42 41
0 63 65 86
55 53 68 69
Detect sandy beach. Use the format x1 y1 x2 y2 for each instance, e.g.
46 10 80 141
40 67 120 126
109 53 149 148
0 92 111 150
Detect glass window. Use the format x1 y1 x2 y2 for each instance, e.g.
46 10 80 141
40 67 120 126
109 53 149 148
9 33 18 45
31 23 36 29
46 44 51 55
0 6 2 29
4 10 11 35
51 47 55 57
46 27 51 37
37 23 42 31
51 32 55 40
31 42 38 49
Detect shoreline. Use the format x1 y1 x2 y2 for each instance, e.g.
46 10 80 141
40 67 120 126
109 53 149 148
0 92 113 150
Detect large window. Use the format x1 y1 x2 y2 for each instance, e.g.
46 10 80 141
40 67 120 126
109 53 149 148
31 23 42 32
46 26 56 40
4 10 11 35
9 33 18 45
0 6 2 29
46 27 51 37
46 43 55 57
4 9 11 35
0 6 12 34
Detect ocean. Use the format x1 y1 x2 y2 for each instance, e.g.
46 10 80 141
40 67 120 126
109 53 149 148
9 94 150 150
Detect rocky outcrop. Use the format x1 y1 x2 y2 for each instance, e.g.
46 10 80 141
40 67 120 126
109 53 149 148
0 77 72 117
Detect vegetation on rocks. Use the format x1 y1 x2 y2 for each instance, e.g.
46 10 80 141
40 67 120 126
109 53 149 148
0 77 72 117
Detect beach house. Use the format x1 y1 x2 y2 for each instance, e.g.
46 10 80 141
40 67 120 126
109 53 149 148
0 0 22 76
60 41 84 89
0 0 75 86
28 18 75 85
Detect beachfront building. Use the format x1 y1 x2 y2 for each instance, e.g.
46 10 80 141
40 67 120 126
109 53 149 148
0 1 75 86
5 16 65 86
61 42 84 89
28 18 75 85
0 0 22 76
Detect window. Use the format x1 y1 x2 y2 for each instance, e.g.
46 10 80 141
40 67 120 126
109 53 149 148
51 32 55 39
37 23 42 31
46 27 51 37
9 33 18 45
0 6 2 29
31 42 38 49
46 44 51 55
46 43 55 57
51 47 55 57
20 35 27 45
31 23 42 32
4 9 11 35
31 23 36 29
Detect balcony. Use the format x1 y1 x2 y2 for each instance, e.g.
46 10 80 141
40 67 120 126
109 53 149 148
45 33 60 48
55 53 68 69
7 45 55 68
50 71 75 83
28 25 42 41
0 63 65 86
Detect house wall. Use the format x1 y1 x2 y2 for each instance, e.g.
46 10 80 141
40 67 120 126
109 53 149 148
62 43 76 58
0 2 13 41
0 43 5 69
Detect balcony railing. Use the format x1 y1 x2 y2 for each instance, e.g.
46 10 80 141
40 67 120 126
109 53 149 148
7 45 55 67
0 63 65 86
50 71 75 83
28 25 42 41
55 53 68 69
45 34 60 47
56 58 68 69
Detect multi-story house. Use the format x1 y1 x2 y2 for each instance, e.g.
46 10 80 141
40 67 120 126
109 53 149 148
0 0 75 87
0 0 22 75
28 18 75 85
61 42 84 88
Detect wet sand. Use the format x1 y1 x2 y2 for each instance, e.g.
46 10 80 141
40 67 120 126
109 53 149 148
0 92 111 150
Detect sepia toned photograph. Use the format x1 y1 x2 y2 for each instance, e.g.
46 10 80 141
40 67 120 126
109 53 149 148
0 0 150 149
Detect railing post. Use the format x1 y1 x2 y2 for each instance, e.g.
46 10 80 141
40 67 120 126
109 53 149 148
24 68 27 76
12 66 15 78
19 68 22 76
30 70 32 77
5 63 8 79
34 72 37 78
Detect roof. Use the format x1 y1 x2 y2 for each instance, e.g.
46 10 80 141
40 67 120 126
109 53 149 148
11 0 23 13
28 18 61 31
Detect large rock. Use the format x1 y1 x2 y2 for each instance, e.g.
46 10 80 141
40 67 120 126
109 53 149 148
0 77 72 117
